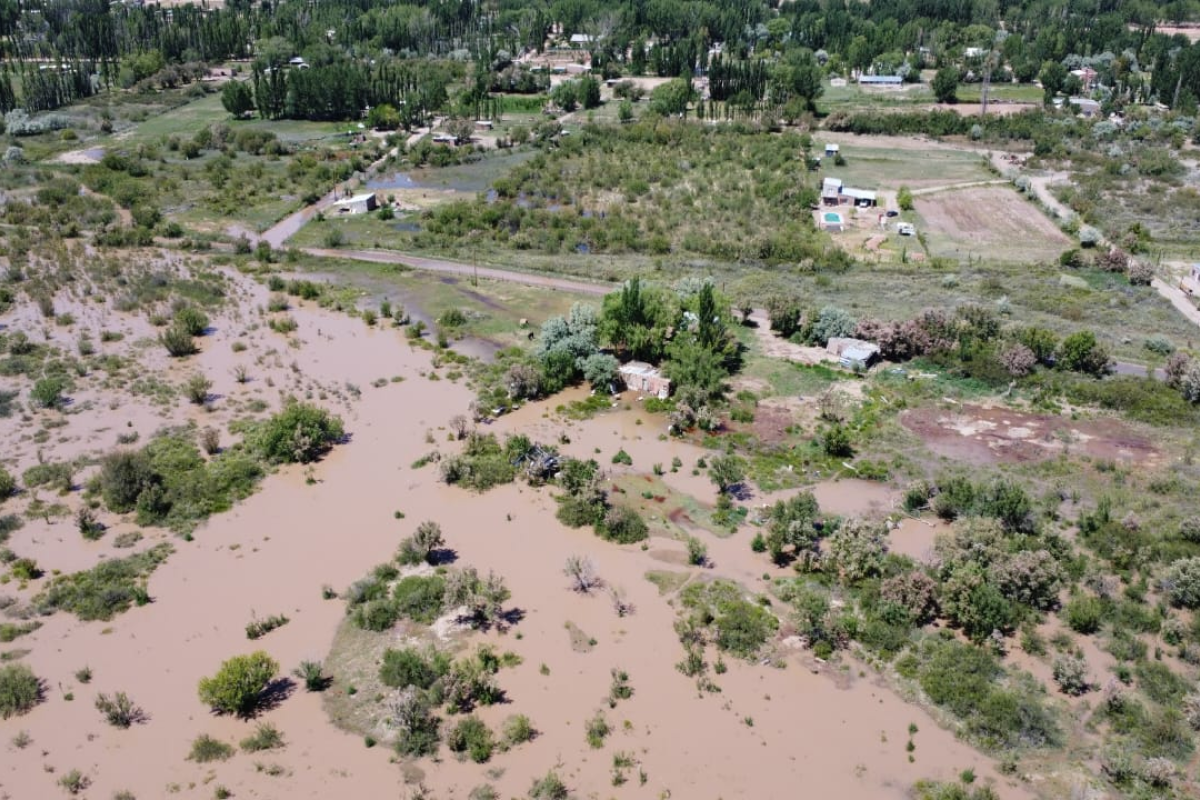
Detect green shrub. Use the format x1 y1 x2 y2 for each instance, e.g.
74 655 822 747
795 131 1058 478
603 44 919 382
240 722 285 752
35 544 169 620
160 324 198 357
502 713 535 746
392 575 446 623
596 505 648 544
529 771 570 800
197 651 278 717
0 468 14 501
189 734 234 762
447 715 495 762
1160 557 1200 608
680 580 777 658
0 664 42 719
183 374 213 405
252 402 344 463
174 307 210 336
1065 595 1104 634
245 613 289 640
585 711 611 748
30 376 67 409
379 646 451 690
292 660 330 691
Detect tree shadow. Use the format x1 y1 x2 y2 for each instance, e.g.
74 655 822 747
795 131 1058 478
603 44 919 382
729 483 754 502
250 677 296 717
428 547 458 566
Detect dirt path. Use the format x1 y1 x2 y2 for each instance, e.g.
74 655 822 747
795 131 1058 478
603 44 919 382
910 178 1008 196
302 247 612 296
1151 275 1200 328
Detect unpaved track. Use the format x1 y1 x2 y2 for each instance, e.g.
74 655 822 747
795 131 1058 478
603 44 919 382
302 247 613 295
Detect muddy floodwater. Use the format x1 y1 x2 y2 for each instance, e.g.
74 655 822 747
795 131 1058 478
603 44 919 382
0 264 1033 800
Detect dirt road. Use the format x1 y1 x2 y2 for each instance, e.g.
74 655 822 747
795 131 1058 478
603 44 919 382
301 247 613 296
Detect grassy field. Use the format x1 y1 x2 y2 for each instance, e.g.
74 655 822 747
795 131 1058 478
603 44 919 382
285 253 596 350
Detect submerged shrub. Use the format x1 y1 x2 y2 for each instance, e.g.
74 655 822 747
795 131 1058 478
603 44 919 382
0 664 42 719
252 402 345 463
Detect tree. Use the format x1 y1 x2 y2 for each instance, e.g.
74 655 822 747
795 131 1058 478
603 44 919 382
775 49 825 112
932 66 960 103
578 74 601 109
388 687 441 756
197 652 278 717
826 519 887 583
398 521 445 565
664 339 728 407
1053 655 1089 695
1057 331 1112 377
707 454 747 495
551 81 577 112
564 555 602 593
896 186 914 211
581 352 619 390
598 278 675 363
1039 61 1068 104
649 78 692 116
221 81 255 118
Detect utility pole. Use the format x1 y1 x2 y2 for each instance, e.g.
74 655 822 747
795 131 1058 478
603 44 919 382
981 48 994 116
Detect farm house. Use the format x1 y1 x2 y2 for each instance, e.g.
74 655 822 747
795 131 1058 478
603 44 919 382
618 361 671 399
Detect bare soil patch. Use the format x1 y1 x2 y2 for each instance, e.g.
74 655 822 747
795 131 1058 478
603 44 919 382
901 404 1161 466
915 185 1071 262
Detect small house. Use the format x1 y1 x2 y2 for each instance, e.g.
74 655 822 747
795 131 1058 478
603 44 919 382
333 192 377 215
824 143 840 157
569 34 594 48
1068 97 1101 118
821 177 843 205
842 187 877 207
618 361 671 399
858 74 903 86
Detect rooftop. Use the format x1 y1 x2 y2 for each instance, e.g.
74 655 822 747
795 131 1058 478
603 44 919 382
617 361 663 378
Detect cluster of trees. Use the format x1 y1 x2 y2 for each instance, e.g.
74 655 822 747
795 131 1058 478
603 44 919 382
491 278 738 431
92 402 343 531
767 297 1114 383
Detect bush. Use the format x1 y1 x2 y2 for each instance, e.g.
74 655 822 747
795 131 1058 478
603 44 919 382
0 467 14 501
30 376 67 409
585 711 611 748
1160 557 1200 608
447 715 495 762
94 691 143 727
160 324 198 357
1065 595 1104 634
529 771 570 800
1052 656 1089 696
253 402 344 463
197 651 279 717
35 544 170 620
502 713 535 747
174 307 210 336
389 687 441 757
189 734 235 762
292 660 330 691
396 520 444 566
1058 331 1111 377
392 574 447 623
183 374 212 405
240 722 285 752
596 505 648 544
0 664 42 719
380 646 450 690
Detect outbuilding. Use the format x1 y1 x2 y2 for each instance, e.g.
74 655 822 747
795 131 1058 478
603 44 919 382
333 192 378 215
618 361 671 399
824 143 840 157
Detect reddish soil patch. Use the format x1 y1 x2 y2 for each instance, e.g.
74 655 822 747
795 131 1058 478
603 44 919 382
901 404 1160 466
